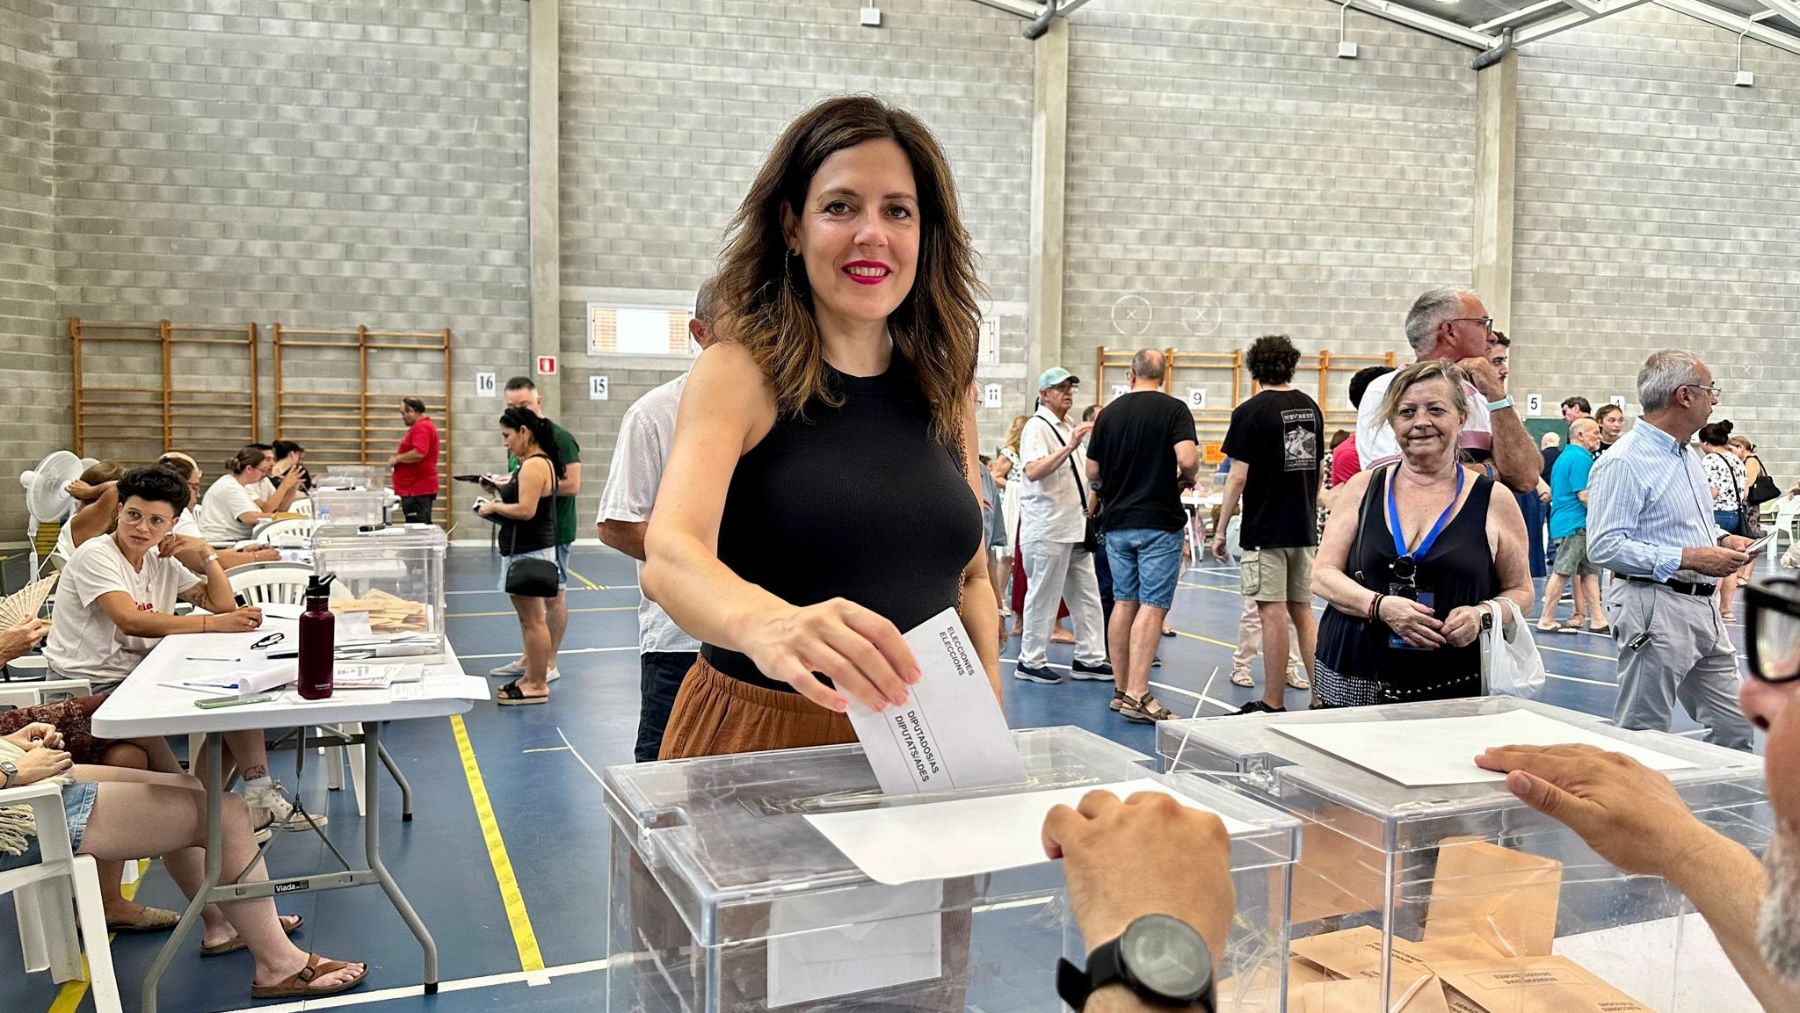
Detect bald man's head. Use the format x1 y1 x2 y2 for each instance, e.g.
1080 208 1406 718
1570 417 1600 450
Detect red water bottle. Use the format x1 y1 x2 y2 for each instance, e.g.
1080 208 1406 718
298 573 336 700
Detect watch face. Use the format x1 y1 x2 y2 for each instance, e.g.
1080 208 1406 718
1121 914 1212 1002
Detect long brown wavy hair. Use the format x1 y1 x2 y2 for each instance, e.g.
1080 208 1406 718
713 95 982 446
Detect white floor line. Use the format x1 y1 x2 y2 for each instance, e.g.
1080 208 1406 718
1546 672 1618 688
211 957 614 1013
457 645 639 661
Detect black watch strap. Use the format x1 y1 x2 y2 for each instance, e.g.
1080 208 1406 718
1056 917 1216 1011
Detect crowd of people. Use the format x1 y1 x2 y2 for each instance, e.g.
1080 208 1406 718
8 92 1799 1009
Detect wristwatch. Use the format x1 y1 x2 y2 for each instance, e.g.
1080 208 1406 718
1487 395 1514 412
1 761 17 789
1057 914 1216 1011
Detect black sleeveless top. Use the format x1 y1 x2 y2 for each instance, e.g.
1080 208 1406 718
703 354 983 692
1316 466 1499 700
498 456 555 555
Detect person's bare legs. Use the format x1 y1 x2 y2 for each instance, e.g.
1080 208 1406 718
1126 604 1166 700
1255 599 1289 710
1580 572 1605 629
1287 599 1318 707
1108 600 1139 697
1538 573 1567 626
1570 572 1587 624
546 585 568 663
92 742 150 924
510 594 551 698
73 766 362 990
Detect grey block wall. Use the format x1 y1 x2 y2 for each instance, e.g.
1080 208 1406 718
0 0 68 527
1511 3 1800 481
1063 0 1475 431
36 0 527 520
555 0 1035 523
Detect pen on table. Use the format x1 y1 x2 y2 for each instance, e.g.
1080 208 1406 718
186 655 241 662
194 694 275 709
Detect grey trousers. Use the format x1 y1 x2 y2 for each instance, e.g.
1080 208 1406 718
1607 579 1754 751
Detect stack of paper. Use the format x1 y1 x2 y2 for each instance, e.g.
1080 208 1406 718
177 661 297 698
0 574 57 628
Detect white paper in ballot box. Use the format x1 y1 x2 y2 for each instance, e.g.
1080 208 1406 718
844 607 1027 796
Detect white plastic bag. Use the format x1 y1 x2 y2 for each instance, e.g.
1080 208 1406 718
1481 598 1546 699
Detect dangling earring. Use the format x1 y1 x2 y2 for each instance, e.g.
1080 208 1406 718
784 249 803 295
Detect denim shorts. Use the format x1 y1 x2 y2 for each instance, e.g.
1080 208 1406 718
1104 527 1185 611
497 546 559 592
0 780 100 874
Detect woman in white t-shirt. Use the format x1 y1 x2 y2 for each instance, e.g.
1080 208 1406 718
198 447 273 543
158 453 282 568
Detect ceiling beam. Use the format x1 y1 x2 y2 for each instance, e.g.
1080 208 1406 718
1059 0 1099 15
1327 0 1498 49
966 0 1041 20
1476 0 1567 32
1657 0 1800 55
1754 0 1800 26
1513 0 1657 45
1562 0 1606 13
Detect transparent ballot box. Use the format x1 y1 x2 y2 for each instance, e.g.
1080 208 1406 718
1155 697 1771 1012
315 465 382 491
605 725 1300 1012
310 489 388 527
310 523 445 661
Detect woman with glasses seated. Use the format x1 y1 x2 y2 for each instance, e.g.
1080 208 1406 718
43 466 322 834
1310 361 1535 706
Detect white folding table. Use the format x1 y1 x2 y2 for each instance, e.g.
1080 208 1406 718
92 615 485 1013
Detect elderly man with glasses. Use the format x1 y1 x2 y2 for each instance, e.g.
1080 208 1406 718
1355 287 1542 494
1585 350 1755 749
1470 577 1800 1009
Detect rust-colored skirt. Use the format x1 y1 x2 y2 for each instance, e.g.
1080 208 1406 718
657 655 854 760
0 695 120 764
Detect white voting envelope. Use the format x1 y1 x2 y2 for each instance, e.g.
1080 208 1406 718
844 607 1026 795
1270 709 1698 787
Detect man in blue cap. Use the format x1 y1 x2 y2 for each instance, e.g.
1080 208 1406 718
1015 366 1112 688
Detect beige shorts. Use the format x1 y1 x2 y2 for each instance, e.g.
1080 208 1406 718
1241 546 1317 603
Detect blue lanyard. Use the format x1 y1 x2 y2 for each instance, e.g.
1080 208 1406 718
1388 465 1465 565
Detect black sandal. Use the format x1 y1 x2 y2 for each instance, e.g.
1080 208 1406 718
495 680 548 706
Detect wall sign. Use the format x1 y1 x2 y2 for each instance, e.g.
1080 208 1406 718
982 383 1002 409
1526 394 1542 417
475 372 496 398
536 355 557 375
1186 388 1206 410
589 375 609 401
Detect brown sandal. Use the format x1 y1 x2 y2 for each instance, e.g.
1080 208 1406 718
250 953 367 999
201 914 302 957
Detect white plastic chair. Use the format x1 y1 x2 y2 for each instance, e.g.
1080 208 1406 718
251 518 319 547
0 782 122 1012
289 498 314 517
227 564 313 607
0 678 91 709
1768 494 1800 563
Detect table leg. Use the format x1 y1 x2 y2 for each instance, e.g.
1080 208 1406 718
140 732 224 1013
376 738 415 821
364 722 439 993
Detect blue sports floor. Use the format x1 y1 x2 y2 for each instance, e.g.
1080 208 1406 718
4 545 1765 1012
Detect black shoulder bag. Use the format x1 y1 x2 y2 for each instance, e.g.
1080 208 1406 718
1749 455 1780 506
1350 464 1396 587
1036 417 1099 553
503 457 561 598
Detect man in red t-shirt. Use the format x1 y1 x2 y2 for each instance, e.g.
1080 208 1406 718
388 397 441 524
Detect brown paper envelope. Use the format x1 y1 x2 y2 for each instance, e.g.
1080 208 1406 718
1424 837 1562 958
1432 956 1653 1012
1292 973 1453 1013
1290 925 1459 981
1280 815 1393 925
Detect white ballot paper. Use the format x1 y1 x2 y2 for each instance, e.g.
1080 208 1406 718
1270 709 1700 787
845 607 1026 795
806 778 1251 886
176 661 297 698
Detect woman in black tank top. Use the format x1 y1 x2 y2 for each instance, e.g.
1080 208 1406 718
1312 362 1535 705
640 97 998 759
478 407 564 706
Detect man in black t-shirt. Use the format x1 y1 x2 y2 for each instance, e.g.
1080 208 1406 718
1214 335 1324 715
1087 349 1199 724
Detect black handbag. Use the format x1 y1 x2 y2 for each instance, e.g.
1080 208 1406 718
503 459 560 598
1749 456 1780 506
1037 416 1099 552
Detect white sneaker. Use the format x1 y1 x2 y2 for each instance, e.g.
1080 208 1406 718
547 667 561 683
243 782 327 832
488 659 528 677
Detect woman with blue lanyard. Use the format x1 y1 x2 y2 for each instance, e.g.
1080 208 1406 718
1309 361 1535 706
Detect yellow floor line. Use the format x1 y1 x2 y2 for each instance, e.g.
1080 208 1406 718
48 859 151 1013
447 605 635 619
1167 628 1239 651
450 714 545 974
561 566 601 591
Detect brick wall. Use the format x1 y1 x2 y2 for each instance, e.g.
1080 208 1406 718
50 0 529 513
0 0 67 527
1510 3 1800 480
1062 0 1476 440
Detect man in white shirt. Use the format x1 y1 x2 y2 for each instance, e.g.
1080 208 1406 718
46 466 319 831
1015 367 1111 685
597 280 716 761
1355 287 1540 492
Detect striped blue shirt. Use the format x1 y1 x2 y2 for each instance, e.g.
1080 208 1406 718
1587 418 1727 582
